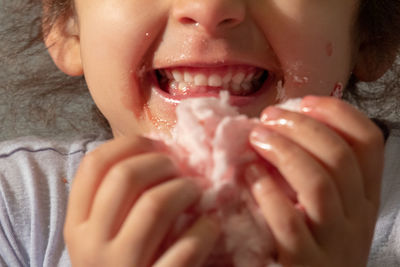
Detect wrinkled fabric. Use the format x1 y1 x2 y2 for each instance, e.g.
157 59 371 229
368 128 400 266
0 135 105 267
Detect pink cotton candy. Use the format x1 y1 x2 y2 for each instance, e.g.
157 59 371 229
154 92 302 267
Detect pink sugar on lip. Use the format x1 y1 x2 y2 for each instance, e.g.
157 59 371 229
151 92 302 267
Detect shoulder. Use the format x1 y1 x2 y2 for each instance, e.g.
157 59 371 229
0 134 108 267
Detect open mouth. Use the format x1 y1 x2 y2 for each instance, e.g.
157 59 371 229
154 66 269 98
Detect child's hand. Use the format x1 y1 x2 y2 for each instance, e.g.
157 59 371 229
246 96 384 267
64 136 220 267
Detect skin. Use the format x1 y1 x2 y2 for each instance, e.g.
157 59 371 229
48 0 361 137
45 0 395 266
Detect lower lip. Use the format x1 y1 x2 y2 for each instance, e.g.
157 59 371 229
149 71 275 107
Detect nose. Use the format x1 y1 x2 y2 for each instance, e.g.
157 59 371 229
172 0 246 33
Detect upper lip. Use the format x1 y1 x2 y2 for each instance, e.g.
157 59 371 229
151 32 279 72
151 52 281 72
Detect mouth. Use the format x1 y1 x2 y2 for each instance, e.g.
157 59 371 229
153 65 270 100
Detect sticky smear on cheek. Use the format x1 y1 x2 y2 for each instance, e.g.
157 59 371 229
275 80 286 102
292 75 309 85
286 61 309 86
326 42 333 57
330 82 344 98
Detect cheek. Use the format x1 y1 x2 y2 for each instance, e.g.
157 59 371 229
78 4 168 133
254 2 356 99
326 42 334 57
272 34 353 99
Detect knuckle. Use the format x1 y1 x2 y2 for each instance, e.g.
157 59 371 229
80 151 102 170
125 134 154 149
329 143 353 168
107 162 137 183
327 96 345 110
365 125 385 149
147 152 175 167
279 142 300 165
277 213 303 240
138 190 166 218
295 112 310 124
144 153 179 175
79 240 98 260
307 175 335 201
65 226 104 266
63 225 73 245
64 223 86 248
77 241 104 266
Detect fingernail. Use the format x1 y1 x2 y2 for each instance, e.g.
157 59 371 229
260 106 282 122
250 127 273 150
250 126 271 140
300 95 319 113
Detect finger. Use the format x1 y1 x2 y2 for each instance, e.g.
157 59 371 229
260 107 364 217
89 153 179 240
113 177 202 267
301 96 384 207
66 136 156 227
249 126 344 226
245 164 319 265
154 215 220 267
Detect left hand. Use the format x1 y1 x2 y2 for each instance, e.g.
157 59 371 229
246 96 384 267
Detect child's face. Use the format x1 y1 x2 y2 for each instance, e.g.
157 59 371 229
73 0 359 137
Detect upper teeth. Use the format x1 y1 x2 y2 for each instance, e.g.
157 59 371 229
159 68 265 95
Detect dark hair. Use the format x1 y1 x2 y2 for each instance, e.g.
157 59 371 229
347 0 400 124
0 0 110 140
0 0 399 140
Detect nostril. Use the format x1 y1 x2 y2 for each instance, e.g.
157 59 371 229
180 17 198 25
180 17 237 28
174 1 245 31
220 18 238 27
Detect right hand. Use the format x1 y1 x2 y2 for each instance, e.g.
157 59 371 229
64 136 220 267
